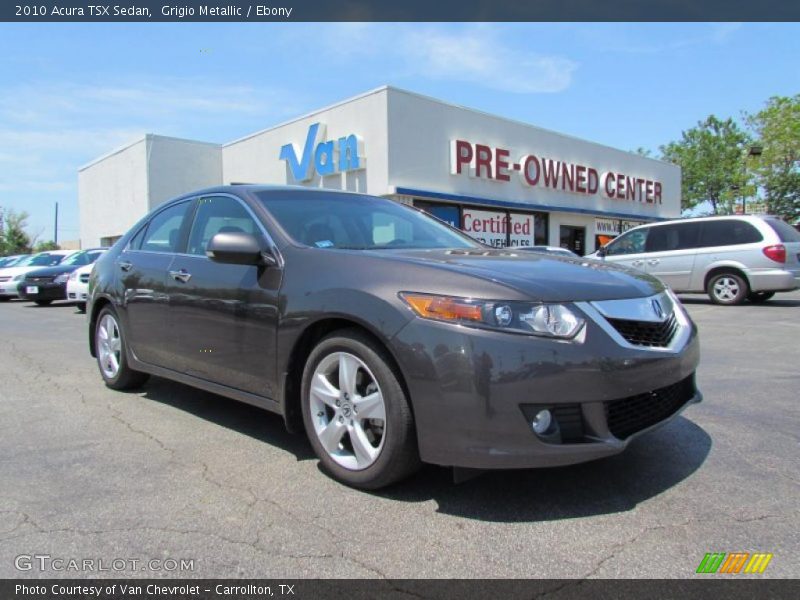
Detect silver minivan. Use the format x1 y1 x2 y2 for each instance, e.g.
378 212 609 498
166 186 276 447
593 215 800 305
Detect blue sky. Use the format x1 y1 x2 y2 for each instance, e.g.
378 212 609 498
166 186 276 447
0 22 798 243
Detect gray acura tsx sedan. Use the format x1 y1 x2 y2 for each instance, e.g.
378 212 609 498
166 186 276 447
88 185 701 489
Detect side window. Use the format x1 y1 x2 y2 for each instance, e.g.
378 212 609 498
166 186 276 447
607 228 649 256
140 201 191 253
187 196 260 256
700 220 763 248
128 225 147 251
645 223 702 252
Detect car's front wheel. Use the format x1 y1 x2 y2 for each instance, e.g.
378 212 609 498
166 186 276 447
301 329 420 489
707 272 748 305
95 306 149 390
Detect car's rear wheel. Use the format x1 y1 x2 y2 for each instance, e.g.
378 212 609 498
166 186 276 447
301 329 420 489
707 272 748 305
95 306 149 390
747 291 775 303
35 300 52 306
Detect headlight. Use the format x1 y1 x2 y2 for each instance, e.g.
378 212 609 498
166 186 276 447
13 274 23 281
68 271 78 281
399 292 585 339
54 273 70 284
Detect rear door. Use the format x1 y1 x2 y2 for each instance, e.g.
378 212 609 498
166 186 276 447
165 195 281 398
642 222 703 291
116 199 193 368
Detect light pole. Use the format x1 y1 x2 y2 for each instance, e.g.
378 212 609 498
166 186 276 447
742 145 763 215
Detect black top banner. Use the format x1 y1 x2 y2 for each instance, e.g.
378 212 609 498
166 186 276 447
2 0 800 22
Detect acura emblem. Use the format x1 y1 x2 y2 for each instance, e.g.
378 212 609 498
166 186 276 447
651 298 665 320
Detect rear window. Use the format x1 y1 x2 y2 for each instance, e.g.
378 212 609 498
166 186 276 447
764 219 800 242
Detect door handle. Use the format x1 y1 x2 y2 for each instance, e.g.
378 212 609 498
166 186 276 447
169 269 192 283
631 260 643 267
118 261 133 272
648 259 660 265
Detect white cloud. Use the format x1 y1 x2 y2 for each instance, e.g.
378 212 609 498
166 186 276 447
294 23 578 95
404 27 576 94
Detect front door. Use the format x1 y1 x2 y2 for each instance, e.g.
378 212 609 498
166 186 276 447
559 225 586 256
165 195 282 398
641 222 703 290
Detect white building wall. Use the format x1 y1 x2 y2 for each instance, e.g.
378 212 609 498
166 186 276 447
146 135 222 210
222 88 390 195
78 138 149 248
78 135 222 247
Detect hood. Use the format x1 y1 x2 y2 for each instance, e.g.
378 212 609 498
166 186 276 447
361 248 664 302
24 264 80 278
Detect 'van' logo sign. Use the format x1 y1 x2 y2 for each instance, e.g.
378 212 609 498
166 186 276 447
279 123 365 182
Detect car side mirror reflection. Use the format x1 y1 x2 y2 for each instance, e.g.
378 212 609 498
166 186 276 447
206 232 277 267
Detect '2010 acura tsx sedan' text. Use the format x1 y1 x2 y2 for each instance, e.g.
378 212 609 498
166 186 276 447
88 186 701 489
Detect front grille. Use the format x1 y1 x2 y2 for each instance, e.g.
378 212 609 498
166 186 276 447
605 376 695 440
0 276 10 282
79 273 90 283
607 312 678 348
26 276 55 284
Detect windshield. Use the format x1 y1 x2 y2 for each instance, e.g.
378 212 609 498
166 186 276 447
61 250 101 266
19 253 64 267
256 192 479 250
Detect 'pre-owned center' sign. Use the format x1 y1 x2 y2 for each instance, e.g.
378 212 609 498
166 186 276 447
450 139 663 205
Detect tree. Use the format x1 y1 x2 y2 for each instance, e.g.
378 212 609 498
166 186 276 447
0 208 32 255
746 95 800 223
660 115 752 215
33 240 60 252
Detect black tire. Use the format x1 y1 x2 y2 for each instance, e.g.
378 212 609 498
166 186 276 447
94 305 149 390
706 272 748 305
747 291 775 304
76 302 87 313
35 300 53 306
301 328 420 489
0 297 10 302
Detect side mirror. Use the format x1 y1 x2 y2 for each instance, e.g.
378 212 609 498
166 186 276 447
596 246 608 258
206 232 277 267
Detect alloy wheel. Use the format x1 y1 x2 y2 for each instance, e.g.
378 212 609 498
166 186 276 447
712 277 740 302
309 352 387 470
97 314 122 379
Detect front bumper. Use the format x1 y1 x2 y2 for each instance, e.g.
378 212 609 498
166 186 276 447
17 281 67 302
66 281 89 302
391 299 701 469
0 280 21 298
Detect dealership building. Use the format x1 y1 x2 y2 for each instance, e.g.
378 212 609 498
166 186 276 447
78 86 681 254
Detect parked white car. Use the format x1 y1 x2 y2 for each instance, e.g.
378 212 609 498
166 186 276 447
0 250 76 300
66 263 94 312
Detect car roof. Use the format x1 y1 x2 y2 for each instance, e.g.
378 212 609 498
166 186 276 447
627 214 783 231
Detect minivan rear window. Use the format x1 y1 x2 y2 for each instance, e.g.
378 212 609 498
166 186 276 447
700 220 762 247
764 219 800 242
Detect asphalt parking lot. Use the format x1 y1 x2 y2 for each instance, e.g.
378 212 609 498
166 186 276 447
0 293 798 579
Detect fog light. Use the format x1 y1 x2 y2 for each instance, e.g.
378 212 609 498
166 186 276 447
531 409 552 434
